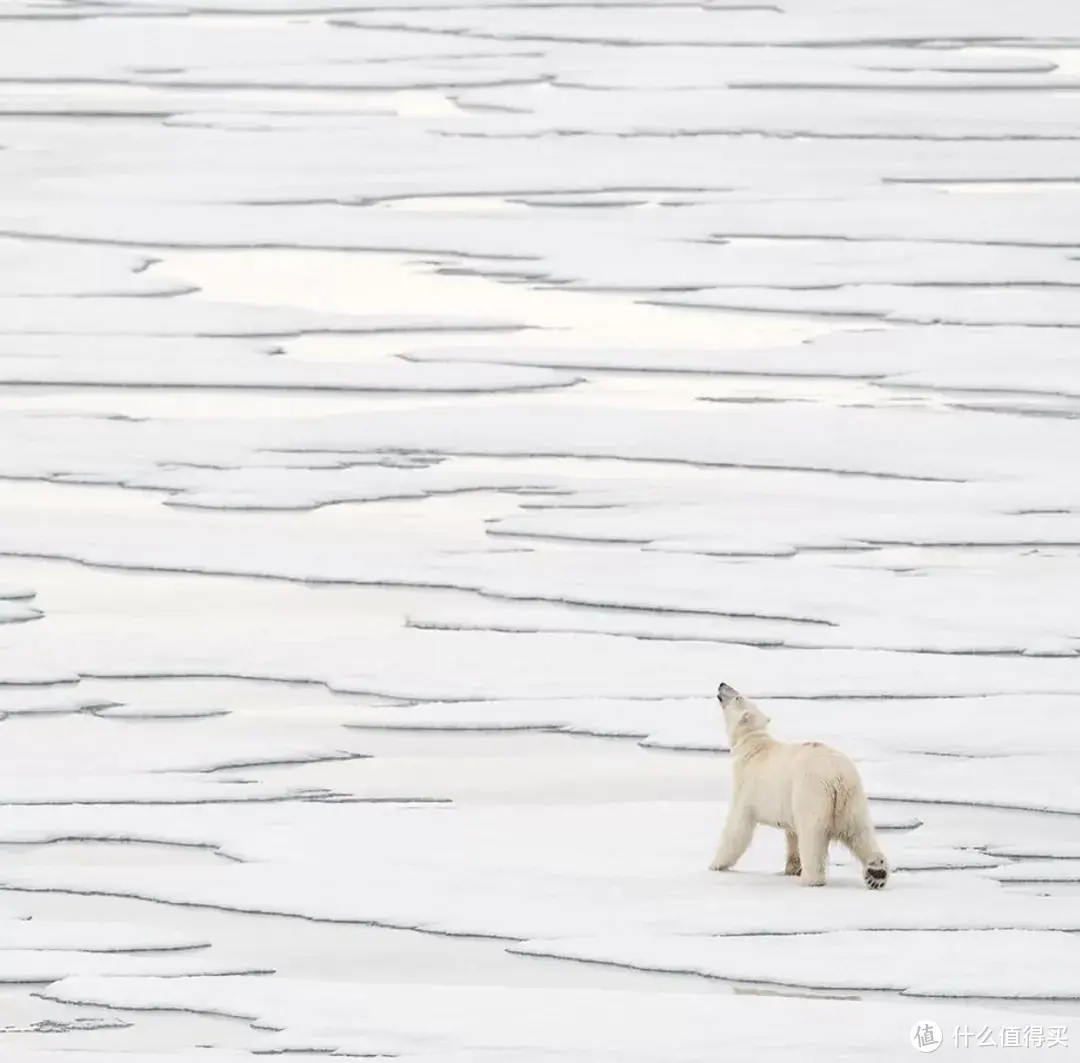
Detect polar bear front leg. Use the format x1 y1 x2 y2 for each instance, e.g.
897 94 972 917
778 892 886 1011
783 830 802 876
709 801 756 872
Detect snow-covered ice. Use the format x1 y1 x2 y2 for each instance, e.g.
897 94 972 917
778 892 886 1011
1 0 1079 1059
33 977 1078 1061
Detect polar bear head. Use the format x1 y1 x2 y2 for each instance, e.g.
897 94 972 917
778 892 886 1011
717 682 770 745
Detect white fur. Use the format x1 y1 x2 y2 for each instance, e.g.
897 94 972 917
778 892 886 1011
709 683 888 889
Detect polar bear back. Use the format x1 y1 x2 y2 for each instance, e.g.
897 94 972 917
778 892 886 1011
734 738 868 836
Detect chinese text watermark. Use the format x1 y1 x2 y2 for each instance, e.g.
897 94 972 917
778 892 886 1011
911 1022 1069 1052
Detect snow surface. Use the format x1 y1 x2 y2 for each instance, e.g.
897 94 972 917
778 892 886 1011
0 0 1078 1058
32 977 1076 1061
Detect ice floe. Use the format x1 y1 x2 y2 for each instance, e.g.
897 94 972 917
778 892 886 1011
2 0 1080 1055
37 976 1076 1061
513 929 1080 999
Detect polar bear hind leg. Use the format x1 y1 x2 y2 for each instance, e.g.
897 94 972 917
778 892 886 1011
841 822 889 890
834 787 889 890
783 830 801 876
792 777 830 887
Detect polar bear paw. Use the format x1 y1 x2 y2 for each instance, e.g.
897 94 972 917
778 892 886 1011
864 857 889 890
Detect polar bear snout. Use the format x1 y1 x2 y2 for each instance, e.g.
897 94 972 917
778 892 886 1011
717 682 738 704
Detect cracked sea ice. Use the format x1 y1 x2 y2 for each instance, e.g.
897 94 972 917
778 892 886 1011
1 0 1080 1059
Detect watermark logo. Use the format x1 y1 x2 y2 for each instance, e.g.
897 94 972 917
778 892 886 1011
954 1024 1069 1050
911 1021 943 1053
910 1023 1069 1052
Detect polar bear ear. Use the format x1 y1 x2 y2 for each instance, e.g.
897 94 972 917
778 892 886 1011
738 708 770 729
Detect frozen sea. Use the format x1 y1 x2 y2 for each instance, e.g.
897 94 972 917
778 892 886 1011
1 1 1080 1060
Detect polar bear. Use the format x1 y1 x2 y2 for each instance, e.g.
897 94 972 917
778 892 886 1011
709 682 888 889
